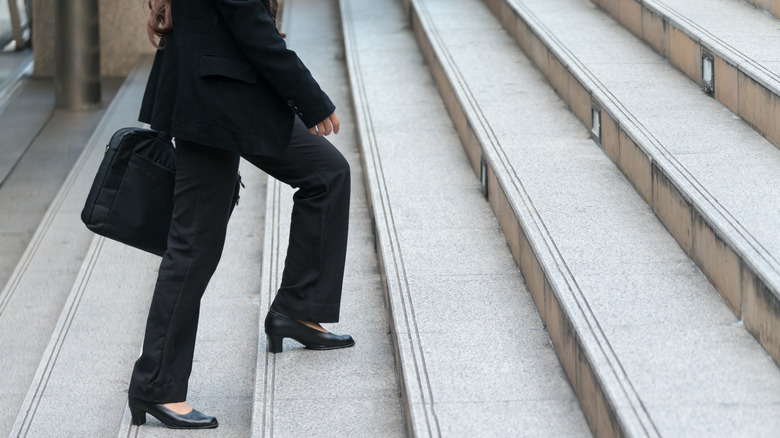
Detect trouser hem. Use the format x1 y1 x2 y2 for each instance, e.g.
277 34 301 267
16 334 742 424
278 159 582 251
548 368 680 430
270 301 341 324
128 380 189 404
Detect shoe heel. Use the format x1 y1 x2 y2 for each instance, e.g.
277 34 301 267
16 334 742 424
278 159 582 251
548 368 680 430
267 334 283 353
130 407 146 426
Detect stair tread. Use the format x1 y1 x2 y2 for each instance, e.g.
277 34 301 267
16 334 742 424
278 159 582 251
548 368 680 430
342 0 591 435
413 0 780 434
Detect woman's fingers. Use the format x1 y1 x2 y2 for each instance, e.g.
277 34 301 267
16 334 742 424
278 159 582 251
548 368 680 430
321 118 333 136
310 121 327 136
330 112 340 135
309 111 340 136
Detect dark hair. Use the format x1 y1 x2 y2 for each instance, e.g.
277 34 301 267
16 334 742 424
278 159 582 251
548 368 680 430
147 0 172 49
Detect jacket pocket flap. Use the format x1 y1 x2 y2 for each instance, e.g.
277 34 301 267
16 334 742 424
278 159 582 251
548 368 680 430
198 55 258 84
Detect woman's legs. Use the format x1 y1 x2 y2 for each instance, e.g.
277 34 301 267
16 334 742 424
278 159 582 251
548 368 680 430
244 117 351 324
129 140 240 404
130 116 350 402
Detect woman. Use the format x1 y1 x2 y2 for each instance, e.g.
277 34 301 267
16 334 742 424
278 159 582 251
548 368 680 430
128 0 354 429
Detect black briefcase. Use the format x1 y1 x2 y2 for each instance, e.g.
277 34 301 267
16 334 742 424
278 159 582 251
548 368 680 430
81 128 241 256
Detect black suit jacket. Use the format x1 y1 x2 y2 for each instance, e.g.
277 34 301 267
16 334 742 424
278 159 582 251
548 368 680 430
139 0 335 156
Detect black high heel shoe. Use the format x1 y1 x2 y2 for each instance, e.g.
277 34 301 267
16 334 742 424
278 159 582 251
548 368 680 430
129 396 218 429
264 309 355 353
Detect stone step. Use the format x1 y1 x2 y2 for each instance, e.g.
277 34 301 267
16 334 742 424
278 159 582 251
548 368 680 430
341 0 592 436
485 0 780 368
409 0 780 435
589 0 780 152
0 59 149 438
249 1 405 436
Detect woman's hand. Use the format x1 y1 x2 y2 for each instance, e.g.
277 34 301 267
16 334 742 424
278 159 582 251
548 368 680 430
310 111 340 136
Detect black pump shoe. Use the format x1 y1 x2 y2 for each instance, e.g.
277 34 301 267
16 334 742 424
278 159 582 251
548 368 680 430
128 396 218 429
264 309 355 353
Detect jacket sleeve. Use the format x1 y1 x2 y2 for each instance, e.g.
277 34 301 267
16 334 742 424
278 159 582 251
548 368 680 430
214 0 335 128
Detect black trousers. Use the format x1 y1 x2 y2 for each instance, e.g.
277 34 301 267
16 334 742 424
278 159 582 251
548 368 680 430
129 117 350 403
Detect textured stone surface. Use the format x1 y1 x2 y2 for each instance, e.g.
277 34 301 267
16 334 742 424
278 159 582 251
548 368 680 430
433 399 589 438
272 398 405 438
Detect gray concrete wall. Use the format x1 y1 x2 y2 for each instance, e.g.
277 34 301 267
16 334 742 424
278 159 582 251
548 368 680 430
33 0 155 78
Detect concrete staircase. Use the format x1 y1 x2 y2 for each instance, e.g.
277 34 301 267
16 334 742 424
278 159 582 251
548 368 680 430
382 0 780 435
1 0 778 437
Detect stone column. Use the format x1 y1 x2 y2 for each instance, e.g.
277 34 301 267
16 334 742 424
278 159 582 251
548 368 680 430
34 0 155 78
55 0 101 109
